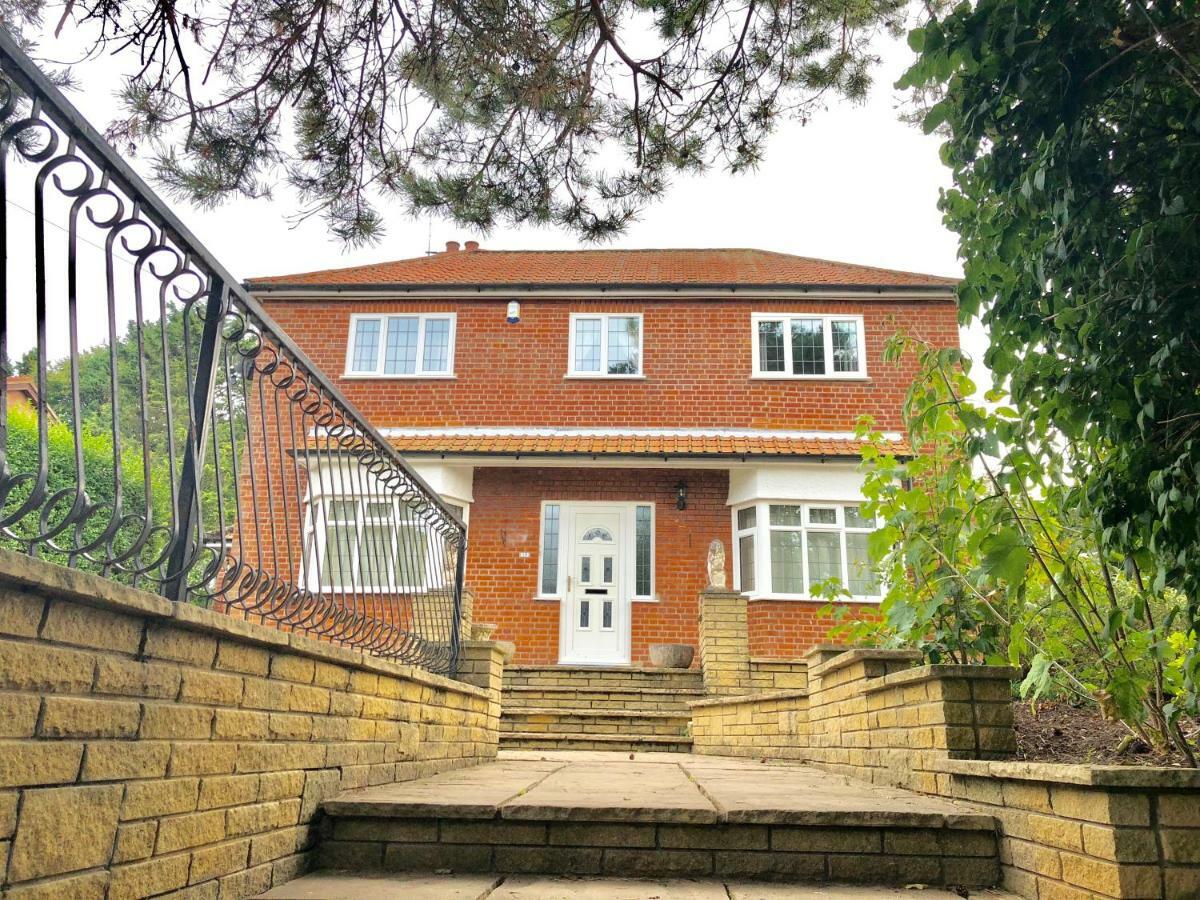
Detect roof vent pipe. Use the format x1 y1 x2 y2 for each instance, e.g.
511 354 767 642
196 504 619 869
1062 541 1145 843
445 241 460 252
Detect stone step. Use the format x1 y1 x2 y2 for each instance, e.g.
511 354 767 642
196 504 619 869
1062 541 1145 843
316 755 1001 888
501 708 691 738
503 665 703 692
499 731 693 752
502 685 704 713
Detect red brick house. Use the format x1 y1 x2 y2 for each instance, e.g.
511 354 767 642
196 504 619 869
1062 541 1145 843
247 245 958 667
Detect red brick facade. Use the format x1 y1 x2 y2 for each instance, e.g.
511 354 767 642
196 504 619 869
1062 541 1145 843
249 250 959 666
261 296 956 432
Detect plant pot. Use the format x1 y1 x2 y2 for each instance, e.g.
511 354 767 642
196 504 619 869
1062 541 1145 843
649 643 694 669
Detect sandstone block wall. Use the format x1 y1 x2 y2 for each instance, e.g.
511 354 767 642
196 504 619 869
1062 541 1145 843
698 589 751 696
747 658 808 693
0 550 502 899
689 645 1200 899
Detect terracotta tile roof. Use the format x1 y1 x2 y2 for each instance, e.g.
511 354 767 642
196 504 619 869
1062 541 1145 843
382 433 908 459
249 248 956 290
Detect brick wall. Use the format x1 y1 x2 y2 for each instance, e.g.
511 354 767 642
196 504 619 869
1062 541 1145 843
689 647 1200 899
748 600 876 659
0 551 503 898
259 295 959 431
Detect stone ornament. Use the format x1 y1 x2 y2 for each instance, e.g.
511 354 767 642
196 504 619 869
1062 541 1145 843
707 539 727 589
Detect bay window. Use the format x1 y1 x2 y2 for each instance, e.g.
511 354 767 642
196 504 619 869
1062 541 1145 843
308 496 433 592
752 314 866 378
732 501 880 600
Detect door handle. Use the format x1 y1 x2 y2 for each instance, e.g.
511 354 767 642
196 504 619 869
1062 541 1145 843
567 575 572 592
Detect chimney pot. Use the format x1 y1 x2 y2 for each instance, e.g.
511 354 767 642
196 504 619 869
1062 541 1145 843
445 241 460 252
464 240 480 251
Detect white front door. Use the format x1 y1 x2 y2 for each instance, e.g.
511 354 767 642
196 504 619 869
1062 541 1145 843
560 506 628 665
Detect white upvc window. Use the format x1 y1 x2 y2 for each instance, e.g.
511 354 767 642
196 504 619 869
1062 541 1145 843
306 496 433 592
751 314 866 378
345 313 456 377
567 313 644 377
731 501 880 601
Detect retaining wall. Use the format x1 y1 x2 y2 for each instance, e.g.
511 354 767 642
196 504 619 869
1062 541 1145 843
690 645 1200 899
0 550 504 898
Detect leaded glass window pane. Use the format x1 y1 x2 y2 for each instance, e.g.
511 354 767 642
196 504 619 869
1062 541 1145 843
635 505 652 596
602 600 613 629
357 522 396 588
607 316 640 374
809 507 837 525
844 506 873 529
738 533 756 592
383 317 418 374
737 506 757 530
422 317 452 372
321 523 354 587
806 531 841 587
540 504 560 594
846 532 878 595
770 531 804 593
574 319 602 372
758 321 785 372
791 319 825 375
831 320 860 373
769 505 804 527
351 319 381 372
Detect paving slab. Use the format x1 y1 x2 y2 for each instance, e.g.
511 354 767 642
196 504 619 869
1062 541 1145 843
502 761 719 823
728 885 1020 899
678 760 995 829
255 874 1022 900
492 875 730 899
324 760 564 818
255 872 502 899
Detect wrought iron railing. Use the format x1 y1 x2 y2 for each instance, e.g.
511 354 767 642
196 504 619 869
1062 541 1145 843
0 29 465 675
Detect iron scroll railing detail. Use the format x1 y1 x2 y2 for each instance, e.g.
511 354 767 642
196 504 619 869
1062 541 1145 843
0 29 465 675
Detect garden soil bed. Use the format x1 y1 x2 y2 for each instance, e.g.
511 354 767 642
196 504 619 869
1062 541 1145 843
1013 701 1198 767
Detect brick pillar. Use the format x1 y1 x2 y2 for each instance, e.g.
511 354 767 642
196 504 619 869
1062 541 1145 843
456 639 514 753
699 589 751 696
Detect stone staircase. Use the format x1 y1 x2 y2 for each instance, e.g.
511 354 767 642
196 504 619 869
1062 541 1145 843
308 754 1004 890
499 665 702 752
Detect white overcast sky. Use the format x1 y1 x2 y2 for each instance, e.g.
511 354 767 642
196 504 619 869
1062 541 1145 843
15 22 988 370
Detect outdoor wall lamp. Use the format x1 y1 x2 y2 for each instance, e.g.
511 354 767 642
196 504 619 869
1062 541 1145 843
675 481 688 510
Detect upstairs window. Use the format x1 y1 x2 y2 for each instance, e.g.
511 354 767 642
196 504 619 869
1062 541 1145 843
568 314 643 377
752 314 866 378
346 314 455 377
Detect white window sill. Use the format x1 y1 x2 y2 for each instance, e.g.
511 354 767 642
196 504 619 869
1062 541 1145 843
534 594 659 602
341 373 457 380
745 592 882 605
563 373 647 380
749 373 869 381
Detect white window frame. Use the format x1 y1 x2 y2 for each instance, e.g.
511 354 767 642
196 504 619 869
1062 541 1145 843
343 313 457 378
535 500 656 602
750 313 867 379
566 313 645 378
731 500 881 602
302 494 439 594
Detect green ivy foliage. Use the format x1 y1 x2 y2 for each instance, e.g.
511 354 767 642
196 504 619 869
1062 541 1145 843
900 1 1200 710
840 335 1196 763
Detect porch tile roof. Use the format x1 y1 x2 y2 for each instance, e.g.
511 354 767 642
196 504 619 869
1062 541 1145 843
383 432 907 459
248 248 957 291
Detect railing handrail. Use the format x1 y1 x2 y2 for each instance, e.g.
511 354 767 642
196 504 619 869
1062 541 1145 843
0 25 466 675
0 26 464 533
